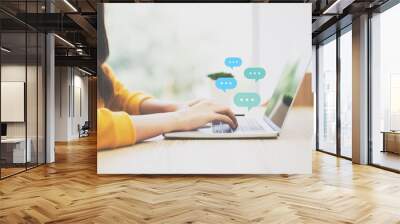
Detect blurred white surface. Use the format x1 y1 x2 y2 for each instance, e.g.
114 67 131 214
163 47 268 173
98 107 313 174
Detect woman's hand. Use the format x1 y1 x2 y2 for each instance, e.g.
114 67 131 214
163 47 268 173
172 100 238 131
133 99 237 142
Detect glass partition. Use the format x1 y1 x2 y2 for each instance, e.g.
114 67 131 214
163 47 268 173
1 31 28 177
0 1 46 179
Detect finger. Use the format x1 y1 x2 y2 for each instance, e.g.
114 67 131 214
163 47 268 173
261 100 269 107
212 113 236 129
214 106 238 128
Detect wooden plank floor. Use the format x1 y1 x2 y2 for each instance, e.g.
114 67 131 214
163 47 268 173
1 136 400 224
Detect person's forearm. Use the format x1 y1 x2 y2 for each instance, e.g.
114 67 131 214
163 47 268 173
140 98 181 114
132 112 180 142
132 100 237 143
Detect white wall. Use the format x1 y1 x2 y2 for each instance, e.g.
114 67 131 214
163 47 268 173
1 65 26 142
1 65 40 138
55 67 89 141
55 67 67 141
71 73 89 138
1 65 26 134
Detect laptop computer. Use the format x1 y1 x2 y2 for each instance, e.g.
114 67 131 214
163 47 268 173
164 61 304 139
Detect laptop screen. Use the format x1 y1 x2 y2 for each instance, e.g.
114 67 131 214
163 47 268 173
264 61 303 129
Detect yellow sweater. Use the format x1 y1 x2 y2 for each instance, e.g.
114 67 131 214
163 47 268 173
97 64 152 150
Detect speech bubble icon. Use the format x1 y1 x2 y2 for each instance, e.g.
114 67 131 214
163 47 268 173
244 67 266 82
224 57 242 69
215 77 237 92
234 92 261 110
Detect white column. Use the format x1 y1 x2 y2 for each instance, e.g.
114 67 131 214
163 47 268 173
46 33 55 163
45 0 55 163
352 14 369 164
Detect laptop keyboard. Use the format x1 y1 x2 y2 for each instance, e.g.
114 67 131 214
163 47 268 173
212 117 266 133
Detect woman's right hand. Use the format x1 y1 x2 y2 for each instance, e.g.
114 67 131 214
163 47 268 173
171 100 238 132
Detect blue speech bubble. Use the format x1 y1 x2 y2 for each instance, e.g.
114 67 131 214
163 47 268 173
224 57 242 69
244 67 266 82
215 77 237 92
234 92 261 110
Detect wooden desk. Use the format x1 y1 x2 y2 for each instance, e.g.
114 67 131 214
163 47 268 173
98 107 313 174
1 138 31 164
382 131 400 154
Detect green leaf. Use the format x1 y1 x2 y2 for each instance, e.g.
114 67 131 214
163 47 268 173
207 72 234 80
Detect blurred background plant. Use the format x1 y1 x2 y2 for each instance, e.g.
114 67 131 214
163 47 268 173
207 72 234 80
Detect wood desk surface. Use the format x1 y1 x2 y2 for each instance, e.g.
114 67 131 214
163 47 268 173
98 107 313 174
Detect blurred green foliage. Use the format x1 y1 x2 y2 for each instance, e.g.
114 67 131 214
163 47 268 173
265 61 299 115
207 72 234 80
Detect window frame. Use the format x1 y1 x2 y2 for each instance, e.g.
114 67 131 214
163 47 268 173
315 24 353 160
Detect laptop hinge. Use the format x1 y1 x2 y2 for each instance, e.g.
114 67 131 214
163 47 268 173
263 116 281 132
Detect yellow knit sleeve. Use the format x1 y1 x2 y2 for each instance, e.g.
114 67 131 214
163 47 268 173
101 63 152 115
97 108 136 150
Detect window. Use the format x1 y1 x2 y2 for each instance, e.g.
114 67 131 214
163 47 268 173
317 37 337 154
370 3 400 171
317 26 353 159
339 29 352 158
